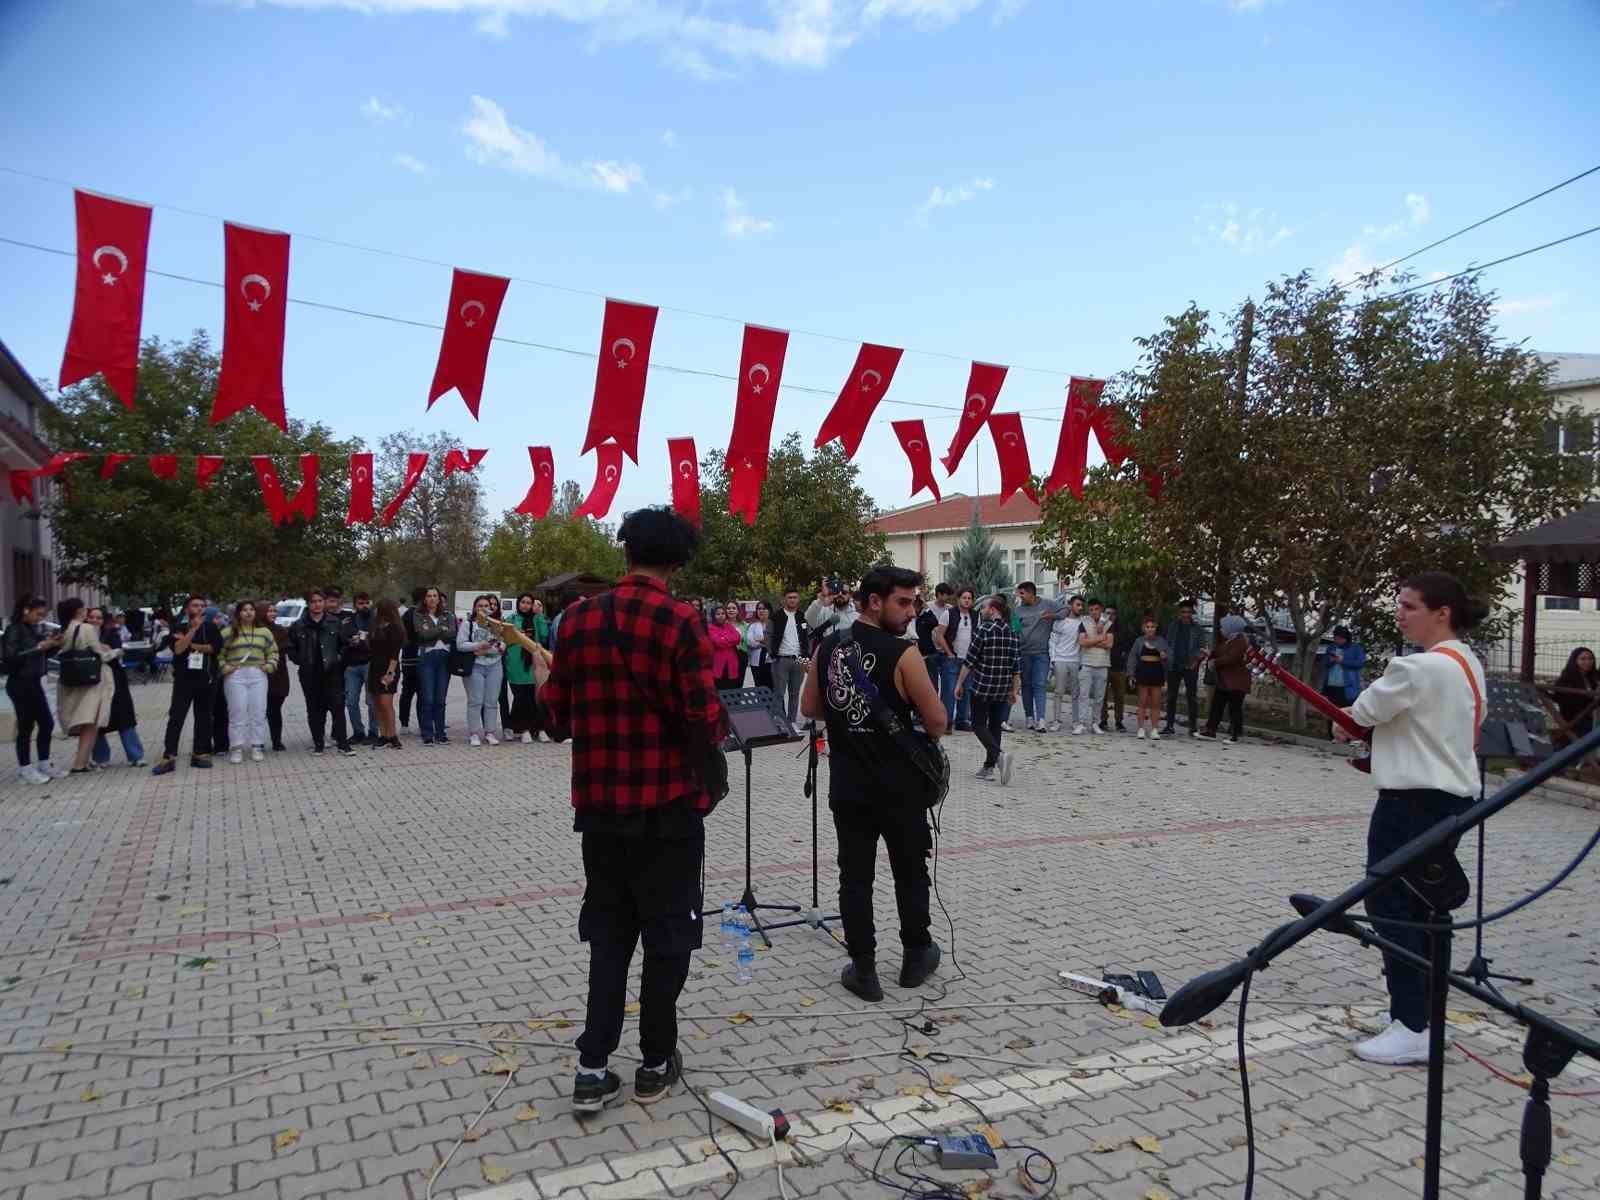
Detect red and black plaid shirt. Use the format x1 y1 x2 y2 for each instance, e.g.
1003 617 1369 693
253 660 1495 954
542 574 728 820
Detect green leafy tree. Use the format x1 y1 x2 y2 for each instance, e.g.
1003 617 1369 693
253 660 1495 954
39 333 361 602
356 429 487 597
947 510 1012 595
480 478 626 589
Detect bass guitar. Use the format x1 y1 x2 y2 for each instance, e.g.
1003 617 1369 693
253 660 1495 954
1242 642 1372 773
474 613 554 669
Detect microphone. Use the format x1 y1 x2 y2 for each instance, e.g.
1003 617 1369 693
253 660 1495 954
1289 893 1367 942
1158 958 1251 1027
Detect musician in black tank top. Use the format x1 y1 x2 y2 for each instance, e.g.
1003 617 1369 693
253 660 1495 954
801 566 949 1003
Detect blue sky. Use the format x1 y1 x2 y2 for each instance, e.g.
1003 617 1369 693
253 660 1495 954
1 0 1596 520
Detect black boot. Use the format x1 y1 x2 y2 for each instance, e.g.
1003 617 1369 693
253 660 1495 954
900 941 942 988
841 958 884 1002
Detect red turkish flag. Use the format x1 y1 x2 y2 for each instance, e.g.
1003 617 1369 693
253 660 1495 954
891 420 942 503
252 456 288 523
101 453 133 480
59 191 152 409
989 413 1037 504
427 269 510 419
9 469 35 504
442 448 489 477
815 343 903 460
380 452 429 527
212 222 291 431
1045 376 1105 499
941 361 1008 476
282 454 318 523
584 300 658 463
149 454 178 480
574 442 624 519
347 453 375 525
1092 403 1134 469
514 447 556 518
666 436 700 527
728 466 764 526
35 452 90 477
725 324 787 524
196 455 226 489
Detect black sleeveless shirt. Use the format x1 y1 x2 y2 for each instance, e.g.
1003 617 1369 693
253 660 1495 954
818 620 927 807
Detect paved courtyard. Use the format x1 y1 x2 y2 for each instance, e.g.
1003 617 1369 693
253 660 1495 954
2 680 1598 1200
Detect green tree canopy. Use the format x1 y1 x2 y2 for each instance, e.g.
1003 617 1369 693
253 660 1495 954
356 429 487 598
1032 466 1187 617
948 510 1012 596
39 333 362 603
481 479 626 591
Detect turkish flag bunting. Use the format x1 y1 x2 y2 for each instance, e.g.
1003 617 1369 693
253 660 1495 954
941 361 1008 476
725 323 787 524
814 343 903 460
282 454 318 523
252 456 289 524
428 269 510 419
667 436 700 527
212 222 291 431
60 191 152 409
891 420 941 503
35 452 90 477
380 452 429 527
149 454 178 480
514 447 556 518
1092 403 1134 469
584 300 658 463
442 447 489 477
9 470 34 504
574 442 624 520
101 453 133 480
728 466 764 526
196 455 226 489
989 413 1037 504
347 453 375 525
1044 376 1105 499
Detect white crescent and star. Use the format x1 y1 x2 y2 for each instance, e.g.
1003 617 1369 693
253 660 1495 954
612 337 637 368
240 273 272 312
859 368 883 393
538 461 553 477
92 245 128 286
604 464 619 483
748 363 771 394
966 393 988 417
1003 431 1020 446
355 466 369 483
677 461 694 479
906 438 925 452
460 299 486 327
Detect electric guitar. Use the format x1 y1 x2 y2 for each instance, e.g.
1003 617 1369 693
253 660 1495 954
474 613 553 667
1242 642 1372 773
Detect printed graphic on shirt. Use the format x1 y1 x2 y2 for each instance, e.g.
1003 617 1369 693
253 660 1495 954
826 643 876 730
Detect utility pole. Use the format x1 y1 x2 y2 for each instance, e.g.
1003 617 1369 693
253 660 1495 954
1214 300 1254 645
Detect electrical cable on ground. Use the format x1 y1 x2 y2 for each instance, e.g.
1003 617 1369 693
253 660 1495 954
1452 1040 1600 1099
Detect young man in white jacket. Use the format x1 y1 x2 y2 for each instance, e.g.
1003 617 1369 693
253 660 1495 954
1046 595 1084 733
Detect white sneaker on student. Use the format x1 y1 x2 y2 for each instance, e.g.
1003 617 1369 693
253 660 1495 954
250 747 265 762
484 732 500 746
41 761 70 779
228 749 243 765
500 728 513 741
1071 723 1086 735
469 734 482 747
1136 728 1147 740
1046 720 1061 733
1149 729 1162 741
997 752 1014 786
521 731 534 744
1354 1020 1431 1065
1000 721 1014 733
18 764 49 784
1092 723 1105 734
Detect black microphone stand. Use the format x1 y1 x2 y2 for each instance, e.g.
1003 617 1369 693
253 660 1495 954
1161 724 1600 1200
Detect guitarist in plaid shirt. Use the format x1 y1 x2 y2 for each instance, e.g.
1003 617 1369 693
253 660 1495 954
543 507 729 1114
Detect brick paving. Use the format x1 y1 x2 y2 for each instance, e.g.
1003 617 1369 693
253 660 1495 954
2 681 1598 1200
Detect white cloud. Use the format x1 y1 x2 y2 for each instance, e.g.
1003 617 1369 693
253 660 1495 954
1327 192 1432 283
1494 291 1567 316
1405 192 1431 227
1230 0 1266 10
361 96 403 122
721 188 774 238
660 129 677 148
462 95 645 195
392 153 428 173
1201 203 1294 256
240 0 1020 74
916 176 995 222
652 187 691 211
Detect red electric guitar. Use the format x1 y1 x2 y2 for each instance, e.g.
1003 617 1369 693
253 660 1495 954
1243 643 1372 773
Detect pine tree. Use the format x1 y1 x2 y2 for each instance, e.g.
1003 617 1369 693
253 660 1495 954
948 512 1012 595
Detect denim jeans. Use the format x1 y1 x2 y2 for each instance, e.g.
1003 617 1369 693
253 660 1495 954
344 664 376 737
937 655 961 725
1019 652 1050 723
417 652 450 740
93 727 146 765
465 659 504 735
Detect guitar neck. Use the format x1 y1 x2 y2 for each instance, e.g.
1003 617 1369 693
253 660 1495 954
1246 646 1371 742
479 616 540 656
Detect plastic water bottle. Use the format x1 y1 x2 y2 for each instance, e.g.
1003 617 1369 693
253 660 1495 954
734 906 756 984
720 902 737 952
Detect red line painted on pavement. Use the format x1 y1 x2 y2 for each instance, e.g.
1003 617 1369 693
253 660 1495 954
76 788 170 960
73 810 1366 961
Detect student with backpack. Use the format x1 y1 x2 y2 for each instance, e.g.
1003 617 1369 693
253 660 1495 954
3 595 66 783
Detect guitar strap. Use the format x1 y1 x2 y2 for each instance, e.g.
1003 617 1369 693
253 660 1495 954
1431 646 1483 749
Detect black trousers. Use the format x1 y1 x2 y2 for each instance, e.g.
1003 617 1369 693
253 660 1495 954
576 826 703 1069
1365 788 1473 1031
7 674 53 765
1205 688 1245 738
498 671 512 730
162 674 215 759
212 681 230 751
751 662 773 690
399 662 419 727
299 670 349 750
1165 668 1199 728
267 691 286 748
832 797 933 962
971 697 1008 768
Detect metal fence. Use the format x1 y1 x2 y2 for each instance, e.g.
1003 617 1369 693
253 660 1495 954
1477 634 1584 681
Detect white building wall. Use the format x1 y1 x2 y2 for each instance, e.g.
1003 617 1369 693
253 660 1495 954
880 525 1062 593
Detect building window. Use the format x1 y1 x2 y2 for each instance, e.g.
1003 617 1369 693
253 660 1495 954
1012 548 1028 581
1544 596 1580 611
939 551 952 583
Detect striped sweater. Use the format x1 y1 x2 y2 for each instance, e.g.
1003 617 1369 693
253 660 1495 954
219 625 279 675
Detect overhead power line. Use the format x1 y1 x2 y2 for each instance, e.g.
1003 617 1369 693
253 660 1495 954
1375 163 1600 273
1379 224 1600 298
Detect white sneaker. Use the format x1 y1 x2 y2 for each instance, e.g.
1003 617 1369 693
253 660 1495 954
1000 721 1013 733
521 731 534 744
1046 720 1061 733
228 749 243 765
1092 724 1104 734
250 747 264 762
1072 723 1086 735
470 734 482 747
534 731 547 742
41 761 70 779
1149 730 1162 741
997 752 1014 786
1136 728 1147 740
1354 1019 1431 1065
18 764 49 784
484 732 500 746
500 728 513 741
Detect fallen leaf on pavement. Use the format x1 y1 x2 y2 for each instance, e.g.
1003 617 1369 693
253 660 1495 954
937 1074 960 1089
1413 1157 1426 1169
1144 1189 1173 1200
480 1056 520 1075
481 1162 512 1186
415 937 433 946
79 1086 102 1102
124 985 146 1000
525 1020 546 1031
976 1123 1004 1148
513 1104 539 1122
1004 1036 1034 1051
273 1128 300 1151
1133 1135 1162 1154
798 997 817 1007
728 1012 752 1025
1015 1163 1037 1193
552 1019 573 1029
899 1086 927 1097
44 1041 71 1053
439 1054 460 1066
370 911 394 920
175 905 206 918
1554 1152 1580 1167
1089 1138 1119 1153
907 1045 931 1059
1226 1135 1248 1149
460 1127 481 1143
1141 1017 1162 1030
261 1006 276 1016
825 1098 855 1114
1445 1009 1482 1024
398 1048 419 1058
960 1181 992 1198
623 1002 641 1015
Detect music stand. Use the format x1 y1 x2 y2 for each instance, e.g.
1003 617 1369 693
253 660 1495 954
1467 677 1552 991
715 687 807 947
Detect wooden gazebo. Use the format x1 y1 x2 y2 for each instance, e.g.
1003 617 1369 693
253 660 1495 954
1487 501 1600 681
